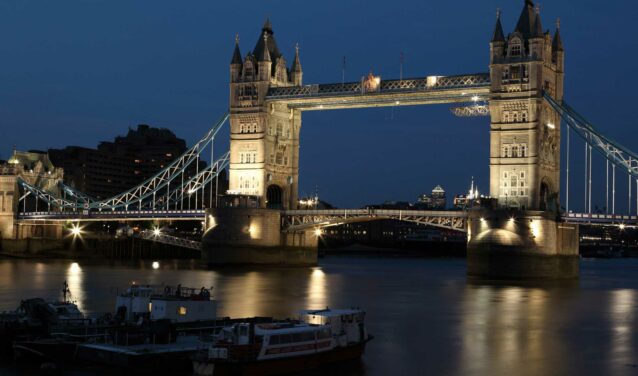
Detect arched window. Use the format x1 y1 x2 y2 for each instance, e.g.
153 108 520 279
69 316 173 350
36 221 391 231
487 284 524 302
522 112 528 122
520 144 527 157
511 44 521 57
512 146 519 158
503 112 510 123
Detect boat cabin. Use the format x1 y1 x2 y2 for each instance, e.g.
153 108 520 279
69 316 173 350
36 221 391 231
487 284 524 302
115 284 216 323
299 308 368 346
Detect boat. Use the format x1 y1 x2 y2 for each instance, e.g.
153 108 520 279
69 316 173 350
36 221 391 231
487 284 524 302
192 308 372 376
114 284 217 324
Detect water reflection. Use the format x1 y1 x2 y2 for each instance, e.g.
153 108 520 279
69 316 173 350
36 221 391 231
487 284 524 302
307 267 327 309
608 289 637 373
65 262 84 311
458 284 569 376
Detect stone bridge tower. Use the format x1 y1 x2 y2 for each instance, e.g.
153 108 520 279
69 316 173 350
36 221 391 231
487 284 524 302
488 0 564 211
228 20 303 210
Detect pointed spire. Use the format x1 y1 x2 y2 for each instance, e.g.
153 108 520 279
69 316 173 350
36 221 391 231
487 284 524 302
552 18 564 51
231 34 242 65
492 9 505 42
263 18 273 33
253 18 282 62
291 43 302 72
515 0 536 39
532 5 544 38
259 33 271 62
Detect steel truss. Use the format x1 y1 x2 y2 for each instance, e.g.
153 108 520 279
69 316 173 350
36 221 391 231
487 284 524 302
450 104 490 117
267 73 490 99
18 112 229 212
282 209 468 232
544 93 638 180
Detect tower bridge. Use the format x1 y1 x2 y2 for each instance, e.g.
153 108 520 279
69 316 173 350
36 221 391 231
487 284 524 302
4 0 638 278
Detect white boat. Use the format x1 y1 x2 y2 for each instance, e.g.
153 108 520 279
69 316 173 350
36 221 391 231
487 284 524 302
192 308 372 376
114 284 217 323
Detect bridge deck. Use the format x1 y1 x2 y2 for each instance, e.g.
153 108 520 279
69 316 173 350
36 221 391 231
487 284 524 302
265 74 491 110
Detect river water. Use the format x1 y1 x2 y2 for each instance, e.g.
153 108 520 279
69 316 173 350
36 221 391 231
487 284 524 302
0 256 637 376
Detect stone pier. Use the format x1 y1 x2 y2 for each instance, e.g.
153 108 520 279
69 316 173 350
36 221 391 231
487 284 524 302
201 208 318 266
467 209 579 279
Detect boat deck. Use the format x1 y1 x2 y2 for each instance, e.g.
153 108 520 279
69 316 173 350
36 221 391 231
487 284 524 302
78 335 200 356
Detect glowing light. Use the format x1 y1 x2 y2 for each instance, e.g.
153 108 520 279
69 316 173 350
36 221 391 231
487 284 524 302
546 123 555 129
530 220 540 239
619 223 626 230
69 224 83 237
509 217 515 223
152 261 160 269
152 227 161 236
395 100 400 105
314 228 323 236
480 217 485 222
70 262 81 273
471 95 479 102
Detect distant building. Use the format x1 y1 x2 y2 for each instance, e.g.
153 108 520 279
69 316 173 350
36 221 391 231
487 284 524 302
416 185 446 210
49 125 205 200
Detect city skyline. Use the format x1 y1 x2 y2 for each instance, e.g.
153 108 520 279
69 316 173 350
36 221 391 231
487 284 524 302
1 0 636 208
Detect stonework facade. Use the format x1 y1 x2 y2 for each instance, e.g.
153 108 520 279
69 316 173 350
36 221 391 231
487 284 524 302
488 0 564 211
229 20 303 209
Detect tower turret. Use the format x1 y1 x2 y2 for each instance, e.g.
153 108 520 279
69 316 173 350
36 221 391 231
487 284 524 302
290 43 303 86
490 10 506 64
529 6 545 58
258 34 272 81
230 34 242 83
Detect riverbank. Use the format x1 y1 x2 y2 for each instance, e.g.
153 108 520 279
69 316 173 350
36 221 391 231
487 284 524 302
0 237 200 260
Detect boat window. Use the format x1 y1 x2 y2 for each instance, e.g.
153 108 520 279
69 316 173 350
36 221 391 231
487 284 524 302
317 329 331 339
292 333 303 342
177 306 187 315
239 325 248 336
279 334 292 344
269 335 280 345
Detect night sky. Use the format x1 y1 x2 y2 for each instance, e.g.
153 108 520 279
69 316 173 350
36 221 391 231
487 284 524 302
1 0 637 210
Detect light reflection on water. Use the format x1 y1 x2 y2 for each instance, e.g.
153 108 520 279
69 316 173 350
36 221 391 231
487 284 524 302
0 257 636 375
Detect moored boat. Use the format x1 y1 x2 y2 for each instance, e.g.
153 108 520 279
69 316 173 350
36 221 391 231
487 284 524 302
192 308 372 376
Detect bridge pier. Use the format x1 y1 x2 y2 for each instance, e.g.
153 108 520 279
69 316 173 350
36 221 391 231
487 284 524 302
201 208 317 266
466 209 579 279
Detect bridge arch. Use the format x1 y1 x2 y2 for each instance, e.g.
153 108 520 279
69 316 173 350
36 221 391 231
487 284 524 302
266 184 283 209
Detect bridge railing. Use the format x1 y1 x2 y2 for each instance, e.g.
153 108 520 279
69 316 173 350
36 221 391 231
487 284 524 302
267 73 490 99
18 209 205 221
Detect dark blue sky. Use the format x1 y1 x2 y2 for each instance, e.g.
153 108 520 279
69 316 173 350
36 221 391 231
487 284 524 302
1 0 637 209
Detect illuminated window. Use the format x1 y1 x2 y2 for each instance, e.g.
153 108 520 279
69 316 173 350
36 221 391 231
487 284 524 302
166 153 172 157
178 306 187 315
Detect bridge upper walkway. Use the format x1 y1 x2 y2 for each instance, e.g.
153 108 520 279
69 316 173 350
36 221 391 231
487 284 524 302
266 73 491 110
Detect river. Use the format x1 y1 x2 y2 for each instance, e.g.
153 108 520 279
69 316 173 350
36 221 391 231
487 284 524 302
0 256 637 375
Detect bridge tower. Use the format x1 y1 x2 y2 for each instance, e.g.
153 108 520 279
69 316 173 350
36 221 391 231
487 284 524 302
467 0 577 279
228 20 303 210
488 0 564 211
